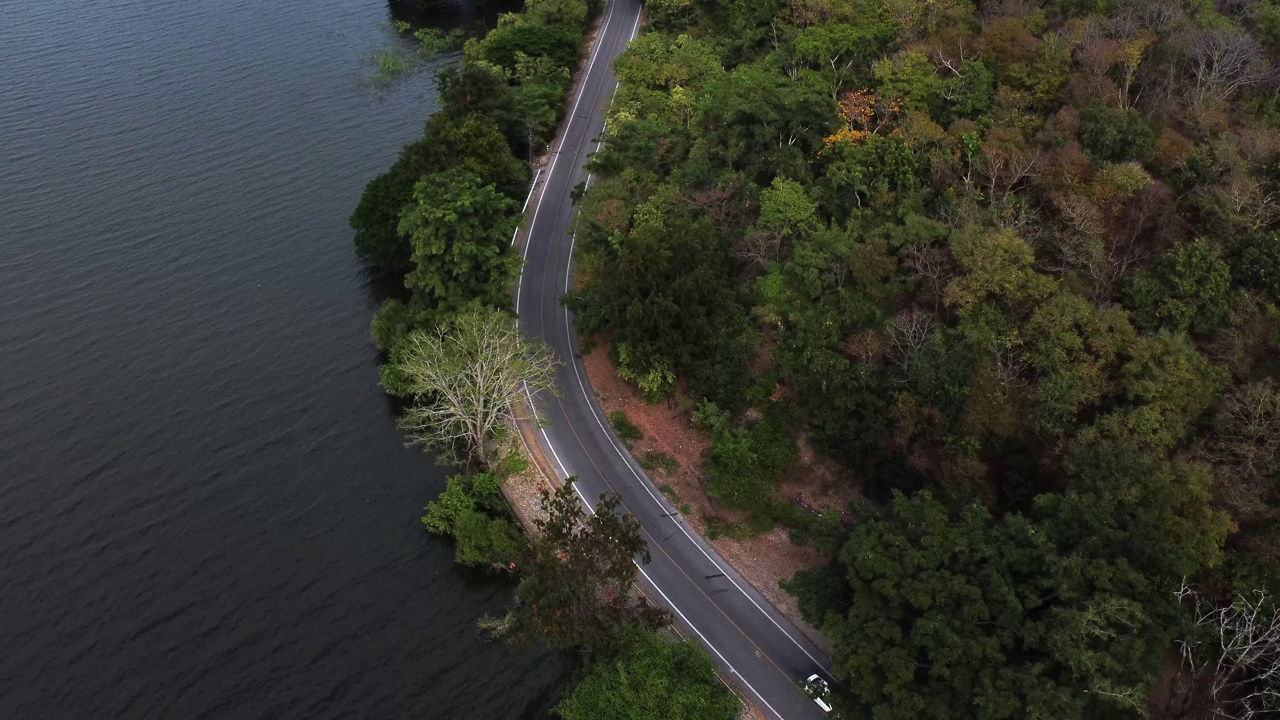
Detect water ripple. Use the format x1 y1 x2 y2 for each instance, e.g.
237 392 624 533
0 0 562 718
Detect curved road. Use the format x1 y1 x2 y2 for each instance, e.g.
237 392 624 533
513 2 834 718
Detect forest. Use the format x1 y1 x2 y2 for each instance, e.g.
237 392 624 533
351 0 1280 715
563 0 1280 717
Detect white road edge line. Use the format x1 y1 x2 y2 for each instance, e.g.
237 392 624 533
516 0 615 316
549 2 828 675
561 301 830 671
529 395 787 720
510 168 544 247
515 0 823 709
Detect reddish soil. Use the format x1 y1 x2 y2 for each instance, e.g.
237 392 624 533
581 338 855 652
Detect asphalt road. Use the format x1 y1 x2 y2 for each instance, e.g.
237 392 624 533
513 2 835 718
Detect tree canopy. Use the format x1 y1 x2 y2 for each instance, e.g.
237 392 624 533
567 0 1280 716
511 481 658 651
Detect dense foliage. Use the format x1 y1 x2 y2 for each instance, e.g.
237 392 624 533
352 0 601 355
572 0 1280 716
422 471 523 568
510 481 661 652
555 623 740 720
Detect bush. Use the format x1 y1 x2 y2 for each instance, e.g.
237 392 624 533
639 451 679 475
609 411 644 442
452 509 521 567
704 403 798 515
691 400 730 433
750 402 799 478
705 430 773 511
616 342 677 402
556 624 740 720
422 473 520 568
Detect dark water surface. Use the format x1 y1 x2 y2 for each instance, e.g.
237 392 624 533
0 0 566 717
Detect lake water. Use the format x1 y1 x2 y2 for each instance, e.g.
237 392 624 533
0 0 567 717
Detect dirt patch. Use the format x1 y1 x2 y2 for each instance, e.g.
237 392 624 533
500 418 555 532
581 339 837 653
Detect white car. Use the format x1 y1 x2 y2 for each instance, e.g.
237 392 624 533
804 673 833 713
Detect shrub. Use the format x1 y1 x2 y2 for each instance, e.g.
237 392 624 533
609 411 644 442
640 451 679 475
452 509 521 567
616 342 677 402
705 430 773 511
704 403 798 515
556 624 740 720
422 473 520 568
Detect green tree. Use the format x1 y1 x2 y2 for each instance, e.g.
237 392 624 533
759 176 821 239
945 226 1057 313
382 307 557 465
941 60 996 122
1081 330 1227 453
514 81 562 160
815 134 922 223
399 168 522 315
1079 103 1156 164
644 0 694 32
582 191 738 398
795 467 1227 720
512 481 658 651
872 49 944 115
1042 441 1230 582
1232 232 1280 301
475 17 581 73
556 624 739 720
614 33 722 92
790 21 896 99
1020 292 1136 437
697 66 837 182
1126 239 1231 334
524 0 592 32
816 492 1083 719
349 137 433 271
349 111 528 272
436 61 524 146
419 112 530 199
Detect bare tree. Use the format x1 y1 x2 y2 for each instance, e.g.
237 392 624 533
1211 175 1280 234
992 342 1026 389
1052 189 1158 300
887 306 937 381
394 307 557 466
1187 28 1275 102
905 243 956 307
734 227 785 270
1176 582 1280 720
1200 378 1280 520
973 128 1041 202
